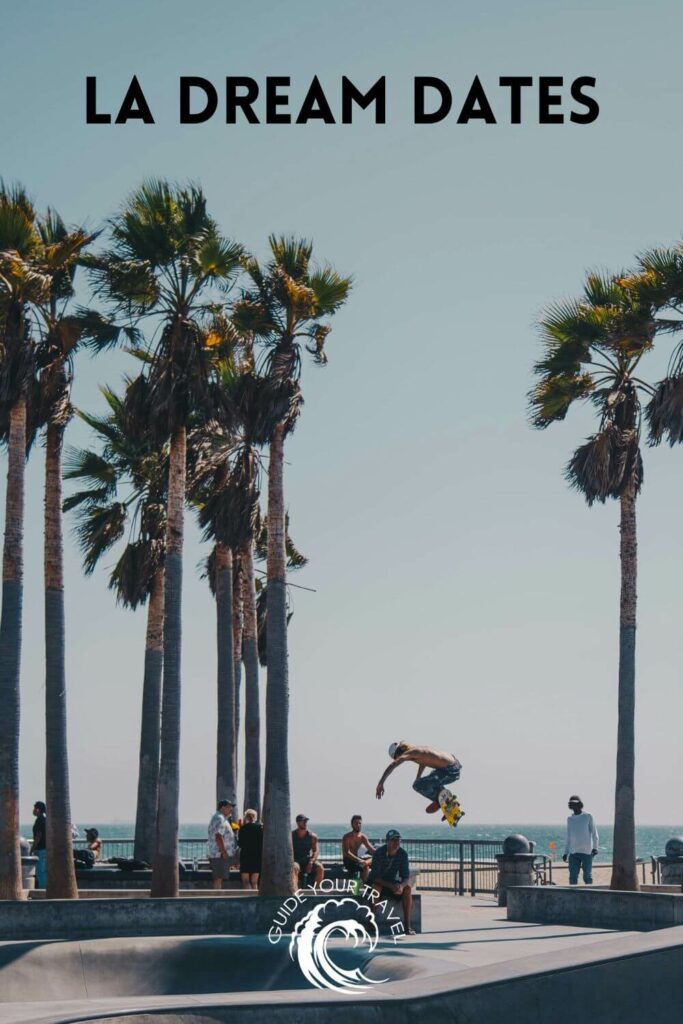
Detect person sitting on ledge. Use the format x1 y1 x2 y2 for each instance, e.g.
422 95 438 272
367 828 415 934
85 828 102 861
342 814 375 882
292 814 324 889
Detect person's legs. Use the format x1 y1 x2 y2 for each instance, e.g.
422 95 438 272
313 860 324 887
250 872 260 888
240 872 251 889
413 761 462 812
568 853 581 885
581 853 594 885
401 884 413 932
209 857 226 890
35 849 47 888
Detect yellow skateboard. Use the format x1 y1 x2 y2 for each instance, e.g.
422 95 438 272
439 788 465 827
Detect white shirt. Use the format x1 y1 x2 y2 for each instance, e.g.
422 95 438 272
564 811 599 856
207 812 236 859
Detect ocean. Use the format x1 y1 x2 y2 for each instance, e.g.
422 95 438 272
24 822 683 862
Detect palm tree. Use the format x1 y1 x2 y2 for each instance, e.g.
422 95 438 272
531 271 666 891
232 552 243 807
632 246 683 447
232 237 350 896
91 181 242 896
241 537 260 815
64 380 167 865
32 209 96 898
0 183 45 899
254 515 308 668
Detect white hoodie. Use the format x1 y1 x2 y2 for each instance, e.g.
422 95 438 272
564 811 599 856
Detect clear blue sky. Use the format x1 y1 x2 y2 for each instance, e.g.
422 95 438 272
2 0 683 827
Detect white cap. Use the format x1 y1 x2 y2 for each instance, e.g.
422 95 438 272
388 742 399 758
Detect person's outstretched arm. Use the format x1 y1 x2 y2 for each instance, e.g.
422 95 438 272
376 754 413 798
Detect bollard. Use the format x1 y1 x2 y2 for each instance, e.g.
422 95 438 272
495 834 537 907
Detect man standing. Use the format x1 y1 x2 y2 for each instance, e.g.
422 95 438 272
376 741 462 813
31 801 47 889
342 815 376 883
292 814 324 888
563 795 599 885
207 799 236 890
367 829 414 934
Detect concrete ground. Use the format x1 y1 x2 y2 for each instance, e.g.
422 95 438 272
0 894 639 1024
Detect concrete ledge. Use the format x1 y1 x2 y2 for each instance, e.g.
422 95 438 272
507 885 683 931
0 893 421 940
28 888 251 900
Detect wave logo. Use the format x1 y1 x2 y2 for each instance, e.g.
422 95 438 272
289 897 388 993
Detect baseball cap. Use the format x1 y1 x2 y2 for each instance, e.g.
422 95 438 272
388 742 399 758
296 814 309 823
385 829 401 841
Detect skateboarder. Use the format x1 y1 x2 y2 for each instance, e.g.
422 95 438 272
376 742 462 814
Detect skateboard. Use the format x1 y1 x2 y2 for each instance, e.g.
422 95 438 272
439 788 465 827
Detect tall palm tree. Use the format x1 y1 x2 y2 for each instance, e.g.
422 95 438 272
64 380 167 865
32 210 96 898
91 181 242 896
190 357 276 817
254 514 308 668
241 537 260 815
0 183 45 899
531 272 666 891
232 552 243 808
233 237 350 896
632 246 683 447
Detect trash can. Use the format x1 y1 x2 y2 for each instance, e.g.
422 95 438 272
20 836 38 890
495 834 536 907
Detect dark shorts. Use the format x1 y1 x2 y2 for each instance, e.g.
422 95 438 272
240 858 261 875
209 856 231 880
296 860 323 886
412 758 462 802
343 856 367 876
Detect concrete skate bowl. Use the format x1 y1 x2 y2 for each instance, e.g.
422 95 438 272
0 934 443 1023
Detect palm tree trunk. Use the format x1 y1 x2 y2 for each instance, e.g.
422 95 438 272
241 540 261 816
44 424 78 900
260 422 294 896
215 543 236 806
0 398 26 900
232 553 243 813
610 486 639 891
152 426 186 898
134 567 164 865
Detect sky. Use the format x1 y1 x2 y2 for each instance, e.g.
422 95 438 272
2 0 683 828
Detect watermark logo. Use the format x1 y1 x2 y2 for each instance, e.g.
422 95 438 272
291 897 386 992
268 879 404 994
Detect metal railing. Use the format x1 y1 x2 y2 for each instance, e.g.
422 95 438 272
75 836 507 894
72 837 659 892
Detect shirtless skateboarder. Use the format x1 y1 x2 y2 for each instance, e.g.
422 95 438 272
376 742 462 814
